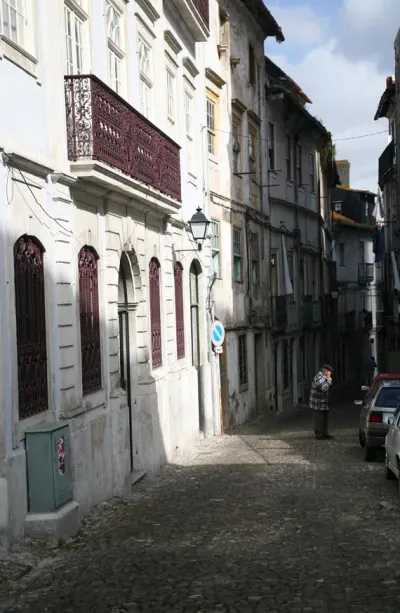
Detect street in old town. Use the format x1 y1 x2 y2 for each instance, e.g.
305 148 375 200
2 396 400 613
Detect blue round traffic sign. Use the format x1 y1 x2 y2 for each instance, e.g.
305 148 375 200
211 320 225 347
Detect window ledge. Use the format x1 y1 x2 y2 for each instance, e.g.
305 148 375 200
0 35 39 80
208 153 218 165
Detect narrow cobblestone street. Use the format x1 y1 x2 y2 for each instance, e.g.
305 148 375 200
2 400 400 612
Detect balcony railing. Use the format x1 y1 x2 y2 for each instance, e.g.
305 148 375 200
358 263 374 284
302 295 313 326
378 140 396 188
271 296 287 330
64 75 181 202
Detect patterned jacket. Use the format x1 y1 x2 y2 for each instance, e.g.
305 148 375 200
309 372 332 411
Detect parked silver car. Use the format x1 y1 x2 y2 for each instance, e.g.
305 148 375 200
384 405 400 484
355 381 400 461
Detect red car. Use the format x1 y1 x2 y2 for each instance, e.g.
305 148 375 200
362 374 400 403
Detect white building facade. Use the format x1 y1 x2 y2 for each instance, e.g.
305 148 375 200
0 0 217 546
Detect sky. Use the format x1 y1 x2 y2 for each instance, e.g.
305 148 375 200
265 0 400 192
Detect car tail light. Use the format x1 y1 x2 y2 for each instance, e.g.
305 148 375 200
368 413 383 423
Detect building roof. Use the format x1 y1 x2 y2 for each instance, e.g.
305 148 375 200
374 80 395 120
265 57 330 141
334 185 376 197
265 56 311 104
240 0 284 41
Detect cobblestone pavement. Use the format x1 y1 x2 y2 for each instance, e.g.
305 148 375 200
2 401 400 612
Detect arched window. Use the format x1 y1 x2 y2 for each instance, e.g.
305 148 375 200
78 246 101 395
149 258 162 368
174 262 185 359
14 235 48 419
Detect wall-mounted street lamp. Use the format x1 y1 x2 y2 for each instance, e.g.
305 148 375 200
331 290 340 300
173 207 211 254
188 207 210 251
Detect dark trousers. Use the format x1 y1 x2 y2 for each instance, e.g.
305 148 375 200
314 410 329 438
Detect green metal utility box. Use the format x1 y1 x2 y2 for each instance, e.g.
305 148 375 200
25 422 73 513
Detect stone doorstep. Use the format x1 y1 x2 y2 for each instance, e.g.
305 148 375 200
24 500 80 544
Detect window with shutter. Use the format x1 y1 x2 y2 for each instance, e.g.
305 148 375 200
149 258 162 367
78 246 101 395
174 262 185 359
14 235 48 419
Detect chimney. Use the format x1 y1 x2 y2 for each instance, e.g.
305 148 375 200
387 76 393 89
336 160 350 188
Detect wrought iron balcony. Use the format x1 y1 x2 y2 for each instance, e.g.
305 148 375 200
378 140 396 188
64 75 181 202
358 263 374 284
271 296 287 330
302 295 313 326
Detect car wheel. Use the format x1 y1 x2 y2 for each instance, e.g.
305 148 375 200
364 444 375 462
359 429 365 448
385 453 396 480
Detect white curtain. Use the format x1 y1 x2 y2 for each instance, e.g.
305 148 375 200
281 234 293 296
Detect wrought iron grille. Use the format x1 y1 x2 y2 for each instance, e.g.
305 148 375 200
174 262 185 359
64 74 181 201
79 247 102 395
149 258 162 368
14 235 48 419
238 334 248 386
194 0 209 27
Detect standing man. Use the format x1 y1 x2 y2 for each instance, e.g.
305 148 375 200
364 356 377 387
309 364 334 440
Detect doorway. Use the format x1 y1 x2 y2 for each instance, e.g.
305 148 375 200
118 253 135 472
254 333 264 415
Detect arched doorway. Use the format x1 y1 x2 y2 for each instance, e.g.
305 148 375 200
190 260 202 429
118 252 136 472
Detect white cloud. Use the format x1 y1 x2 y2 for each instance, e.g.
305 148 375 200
267 4 327 47
266 2 394 192
337 0 400 70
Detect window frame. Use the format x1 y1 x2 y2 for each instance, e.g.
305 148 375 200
249 44 256 85
233 227 243 282
207 93 217 156
106 0 126 95
268 122 275 171
309 152 315 193
14 234 48 420
251 232 260 287
174 262 185 360
149 257 162 369
286 135 292 181
1 0 28 50
232 115 241 175
296 143 302 186
248 125 258 180
238 334 248 389
64 1 89 76
138 33 153 119
0 0 37 75
211 219 221 278
184 87 195 177
78 245 102 396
